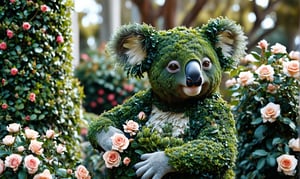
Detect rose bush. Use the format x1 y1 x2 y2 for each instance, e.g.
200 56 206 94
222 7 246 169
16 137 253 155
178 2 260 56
0 123 90 178
228 40 299 178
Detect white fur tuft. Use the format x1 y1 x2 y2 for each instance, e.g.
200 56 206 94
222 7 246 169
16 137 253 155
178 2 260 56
123 36 146 65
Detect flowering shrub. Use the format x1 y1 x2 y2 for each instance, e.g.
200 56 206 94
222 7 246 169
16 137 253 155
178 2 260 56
0 0 86 178
0 123 91 178
227 40 299 178
75 50 149 115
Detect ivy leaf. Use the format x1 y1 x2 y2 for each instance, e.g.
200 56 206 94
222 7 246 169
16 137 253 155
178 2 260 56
254 125 267 139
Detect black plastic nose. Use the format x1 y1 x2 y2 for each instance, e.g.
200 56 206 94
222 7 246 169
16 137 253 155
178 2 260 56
186 61 202 87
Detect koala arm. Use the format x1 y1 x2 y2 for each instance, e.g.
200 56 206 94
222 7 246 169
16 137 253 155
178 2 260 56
165 99 237 177
88 90 152 151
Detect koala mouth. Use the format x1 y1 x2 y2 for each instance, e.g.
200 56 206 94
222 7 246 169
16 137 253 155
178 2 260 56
182 86 202 96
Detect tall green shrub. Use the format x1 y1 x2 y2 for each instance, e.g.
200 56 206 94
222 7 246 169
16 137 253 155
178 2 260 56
0 0 86 178
228 40 299 178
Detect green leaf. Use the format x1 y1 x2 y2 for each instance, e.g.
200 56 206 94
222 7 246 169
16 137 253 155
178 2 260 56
256 158 265 170
18 167 27 179
254 125 267 139
266 155 276 167
252 149 268 158
272 137 282 146
56 168 67 177
251 118 262 125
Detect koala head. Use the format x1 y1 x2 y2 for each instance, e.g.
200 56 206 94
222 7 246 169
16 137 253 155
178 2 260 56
109 17 247 105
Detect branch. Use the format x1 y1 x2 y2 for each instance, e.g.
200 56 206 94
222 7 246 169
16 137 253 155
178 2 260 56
162 0 177 29
131 0 156 26
181 0 208 27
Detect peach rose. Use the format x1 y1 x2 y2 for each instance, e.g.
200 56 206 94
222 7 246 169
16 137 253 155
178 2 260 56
29 140 44 155
56 144 66 154
103 150 121 168
7 123 21 133
266 84 278 94
257 39 269 50
24 154 40 174
111 133 129 152
0 159 5 175
289 51 300 60
2 135 15 146
138 111 146 120
271 43 287 54
46 129 55 139
123 157 131 166
225 78 237 88
260 102 280 123
277 154 297 176
237 71 255 86
75 165 91 179
283 60 299 78
17 146 25 152
255 64 274 81
240 54 257 65
25 128 39 139
33 169 52 179
123 120 139 136
288 138 300 152
5 154 22 171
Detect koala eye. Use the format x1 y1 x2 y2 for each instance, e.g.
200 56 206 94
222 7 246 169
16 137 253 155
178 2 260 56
167 60 180 73
202 57 212 70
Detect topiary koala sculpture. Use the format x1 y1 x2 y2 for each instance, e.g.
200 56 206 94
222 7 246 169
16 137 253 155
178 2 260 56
88 17 247 179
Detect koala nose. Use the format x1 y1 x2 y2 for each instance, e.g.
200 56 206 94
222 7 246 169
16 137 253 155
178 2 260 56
186 60 202 87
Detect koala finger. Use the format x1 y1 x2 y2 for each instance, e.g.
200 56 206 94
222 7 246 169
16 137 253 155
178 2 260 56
141 168 154 179
135 164 149 177
140 153 153 160
134 160 148 169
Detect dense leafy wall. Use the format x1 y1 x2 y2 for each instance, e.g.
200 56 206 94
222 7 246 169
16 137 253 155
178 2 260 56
0 0 85 177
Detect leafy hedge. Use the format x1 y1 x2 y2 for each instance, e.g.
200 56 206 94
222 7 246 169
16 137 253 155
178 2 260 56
0 0 85 178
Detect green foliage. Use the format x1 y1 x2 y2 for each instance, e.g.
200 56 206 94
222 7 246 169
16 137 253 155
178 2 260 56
74 50 148 115
228 41 299 178
0 0 87 178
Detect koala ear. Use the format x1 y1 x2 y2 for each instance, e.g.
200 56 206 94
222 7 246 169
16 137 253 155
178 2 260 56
200 17 247 71
108 23 158 78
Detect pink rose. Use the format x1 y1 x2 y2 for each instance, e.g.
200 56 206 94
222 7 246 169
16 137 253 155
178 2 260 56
80 53 90 61
25 115 31 121
1 103 8 110
22 22 31 31
29 140 44 155
123 157 131 166
277 154 297 176
10 68 18 76
257 39 269 50
5 154 22 171
289 51 300 60
283 60 299 78
56 35 64 43
2 78 6 85
46 129 55 139
2 135 15 146
40 5 49 12
103 150 121 168
56 144 66 154
123 84 134 92
24 155 40 174
289 138 300 152
255 64 274 81
0 42 7 50
237 71 254 86
111 133 129 152
17 146 25 152
89 101 97 108
260 102 280 123
33 169 52 179
6 29 14 39
10 0 16 3
97 89 105 95
75 165 91 179
225 78 237 88
0 159 5 175
7 123 21 133
271 43 287 54
138 111 146 120
29 92 36 102
107 94 115 101
25 128 39 139
123 120 139 136
97 97 104 104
